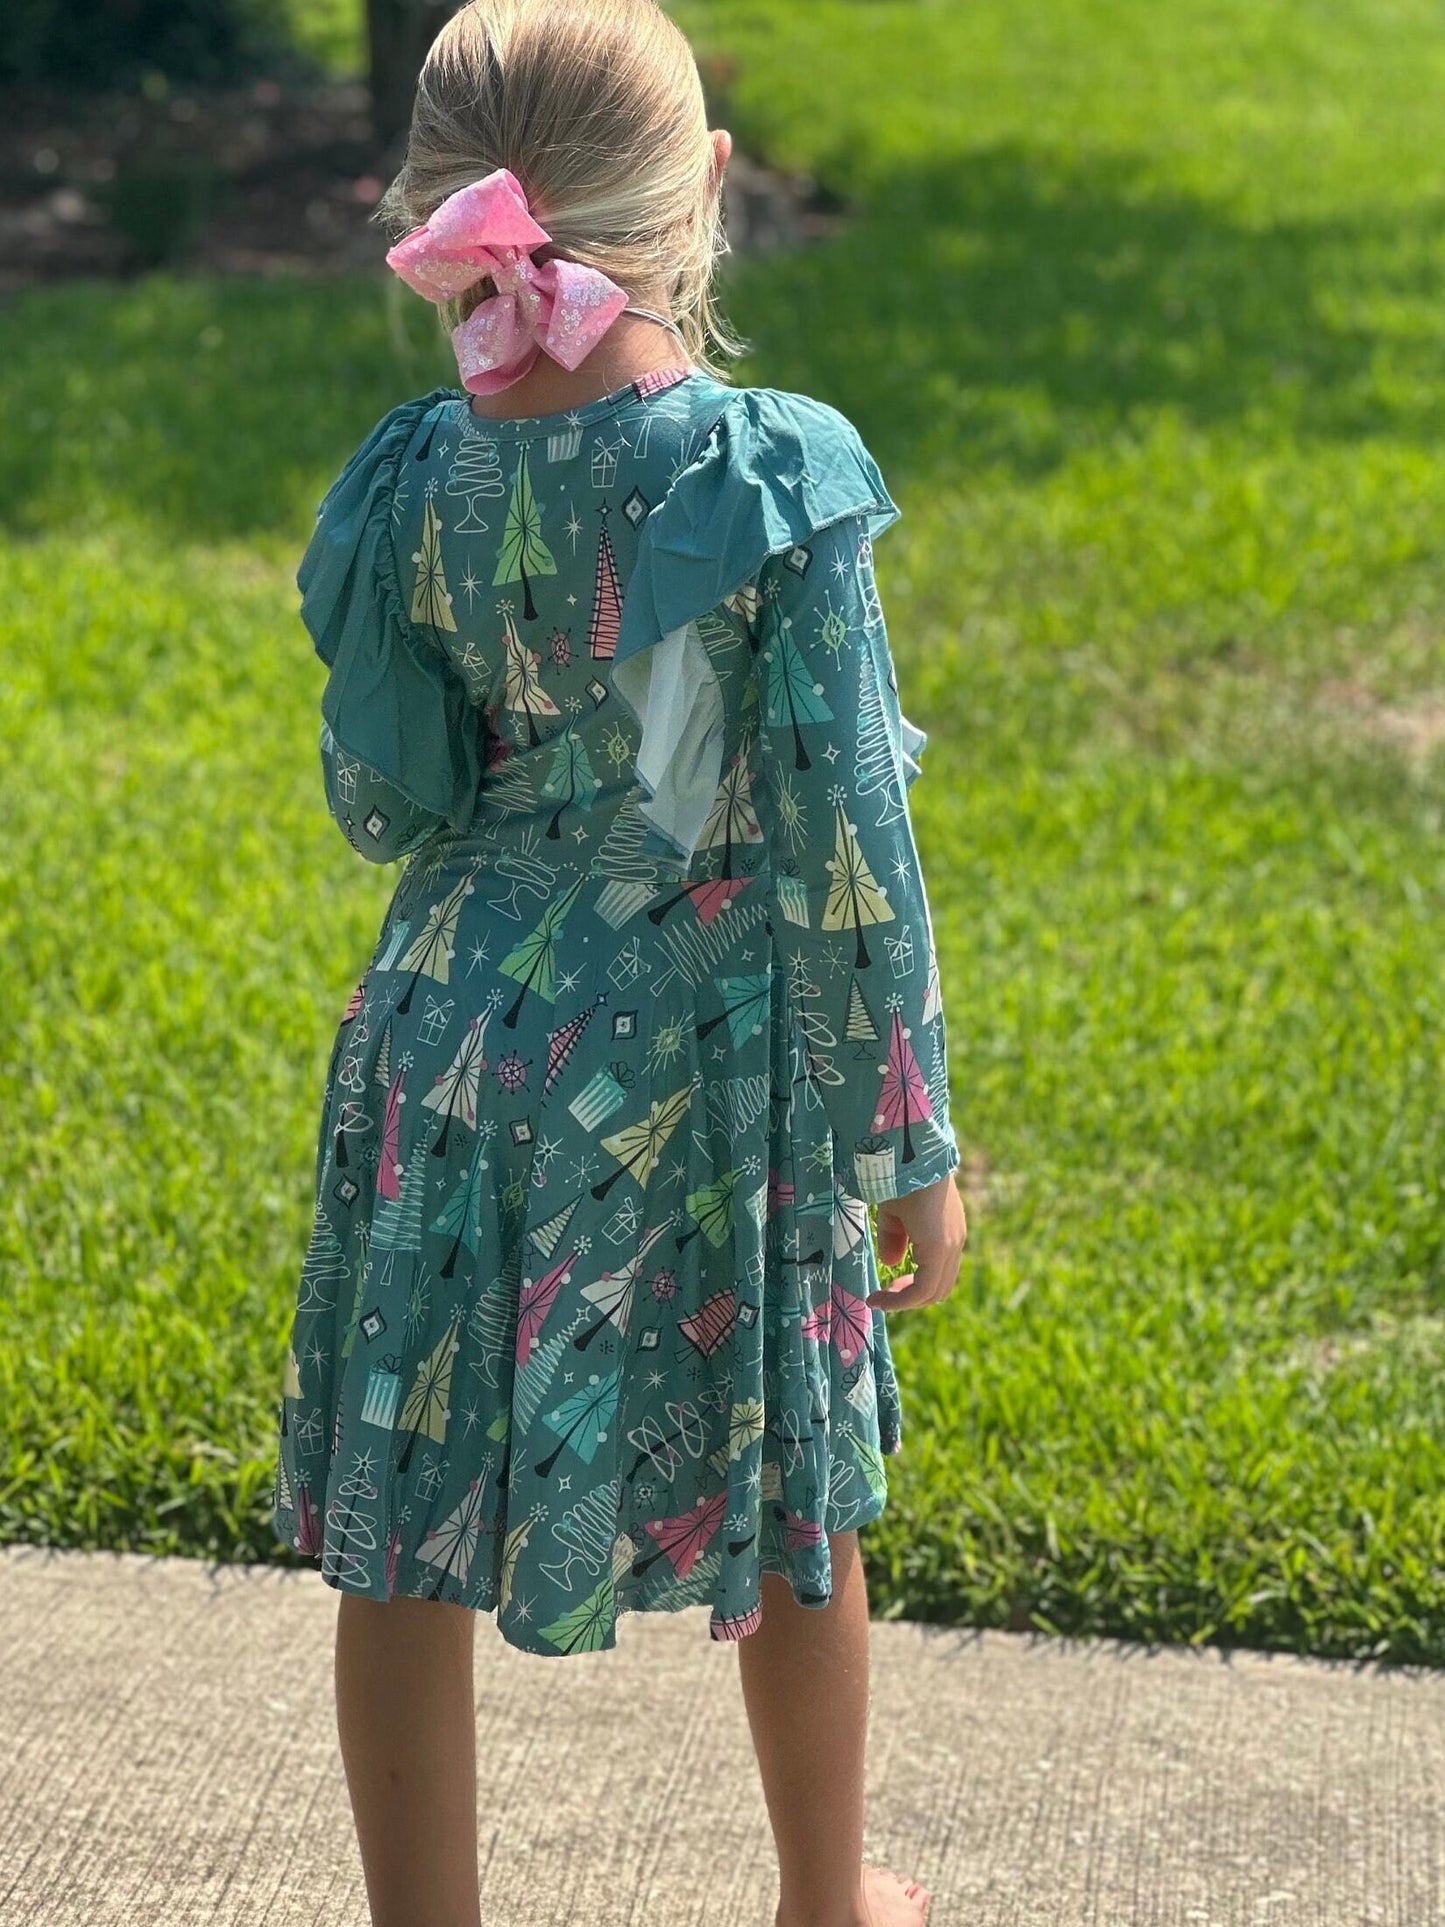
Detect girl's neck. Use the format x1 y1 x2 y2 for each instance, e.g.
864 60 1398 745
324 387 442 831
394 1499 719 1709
463 305 695 424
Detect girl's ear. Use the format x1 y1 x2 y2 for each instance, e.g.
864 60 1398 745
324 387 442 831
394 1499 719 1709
711 127 733 191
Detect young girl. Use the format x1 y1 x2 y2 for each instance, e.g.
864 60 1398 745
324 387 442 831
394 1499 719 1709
270 4 967 1923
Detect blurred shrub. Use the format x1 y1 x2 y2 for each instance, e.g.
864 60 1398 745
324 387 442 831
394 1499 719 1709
1 0 293 87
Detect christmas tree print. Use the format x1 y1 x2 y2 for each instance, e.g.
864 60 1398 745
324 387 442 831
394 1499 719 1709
397 871 475 1016
410 494 457 631
430 1127 491 1280
371 1153 428 1252
586 505 623 660
535 1368 620 1476
829 1282 871 1367
633 1491 726 1581
538 1573 616 1654
517 1248 579 1366
377 1064 408 1201
762 605 832 769
416 1472 488 1594
297 1202 349 1312
539 729 600 839
501 609 560 746
698 755 763 876
544 998 605 1094
873 1006 933 1164
421 1007 493 1157
499 1511 540 1613
498 876 584 1026
529 1192 581 1255
844 974 880 1054
854 634 909 828
677 1170 740 1252
821 796 894 968
322 1453 380 1585
592 1082 693 1200
493 445 556 620
922 950 943 1025
396 1316 461 1474
513 1326 569 1432
697 973 772 1047
574 1221 668 1351
446 435 504 534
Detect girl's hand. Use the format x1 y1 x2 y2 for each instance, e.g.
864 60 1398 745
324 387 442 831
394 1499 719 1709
867 1173 968 1312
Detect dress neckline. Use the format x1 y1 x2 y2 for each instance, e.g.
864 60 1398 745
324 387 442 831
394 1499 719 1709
454 367 709 441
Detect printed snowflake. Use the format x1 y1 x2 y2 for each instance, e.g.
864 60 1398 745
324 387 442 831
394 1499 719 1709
602 722 634 771
495 1050 530 1094
404 1274 431 1341
645 1019 686 1071
818 604 849 659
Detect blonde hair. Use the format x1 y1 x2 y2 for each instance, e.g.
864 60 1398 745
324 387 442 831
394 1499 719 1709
377 0 745 379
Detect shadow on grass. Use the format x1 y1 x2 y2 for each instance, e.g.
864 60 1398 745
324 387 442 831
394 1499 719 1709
735 144 1445 476
1 142 1442 535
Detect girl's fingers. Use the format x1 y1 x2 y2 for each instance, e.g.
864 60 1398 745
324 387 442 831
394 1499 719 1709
866 1251 958 1311
875 1209 909 1267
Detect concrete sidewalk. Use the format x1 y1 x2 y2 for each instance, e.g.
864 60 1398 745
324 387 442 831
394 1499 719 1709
0 1546 1439 1927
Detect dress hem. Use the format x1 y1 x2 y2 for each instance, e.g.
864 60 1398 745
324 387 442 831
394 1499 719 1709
268 1482 893 1659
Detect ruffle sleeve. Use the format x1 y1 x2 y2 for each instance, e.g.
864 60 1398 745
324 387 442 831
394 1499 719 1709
297 388 486 837
611 386 903 864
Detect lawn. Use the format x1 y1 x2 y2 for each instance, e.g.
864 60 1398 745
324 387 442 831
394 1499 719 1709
4 0 1445 1661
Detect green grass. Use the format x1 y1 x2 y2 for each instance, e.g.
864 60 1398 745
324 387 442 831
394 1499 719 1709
5 0 1445 1661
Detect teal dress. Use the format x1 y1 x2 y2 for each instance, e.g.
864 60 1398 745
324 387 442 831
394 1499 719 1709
270 367 959 1655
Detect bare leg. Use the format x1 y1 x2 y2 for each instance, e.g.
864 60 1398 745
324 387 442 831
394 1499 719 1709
334 1593 483 1927
736 1530 928 1927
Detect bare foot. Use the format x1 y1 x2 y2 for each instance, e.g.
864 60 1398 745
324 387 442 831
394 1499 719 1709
775 1863 930 1927
861 1864 931 1927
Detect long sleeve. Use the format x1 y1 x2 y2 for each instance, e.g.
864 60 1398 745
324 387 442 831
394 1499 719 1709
318 719 448 865
750 513 960 1205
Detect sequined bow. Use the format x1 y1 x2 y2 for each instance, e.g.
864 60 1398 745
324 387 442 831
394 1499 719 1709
385 167 631 396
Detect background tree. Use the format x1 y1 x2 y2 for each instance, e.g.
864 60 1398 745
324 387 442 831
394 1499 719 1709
366 0 460 148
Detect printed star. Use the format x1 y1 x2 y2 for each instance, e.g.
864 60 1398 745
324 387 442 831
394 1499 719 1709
513 1594 533 1622
646 1369 666 1389
573 825 589 843
468 937 490 972
461 568 481 605
562 1371 575 1385
822 742 842 762
566 593 578 606
666 1159 688 1186
892 854 911 882
303 1336 327 1374
565 506 582 549
831 552 849 579
556 968 582 995
558 1474 572 1490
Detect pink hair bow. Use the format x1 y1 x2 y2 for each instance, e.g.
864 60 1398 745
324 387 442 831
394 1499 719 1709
385 167 630 396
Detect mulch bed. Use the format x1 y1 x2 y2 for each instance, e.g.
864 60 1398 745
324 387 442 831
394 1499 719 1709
0 77 843 292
